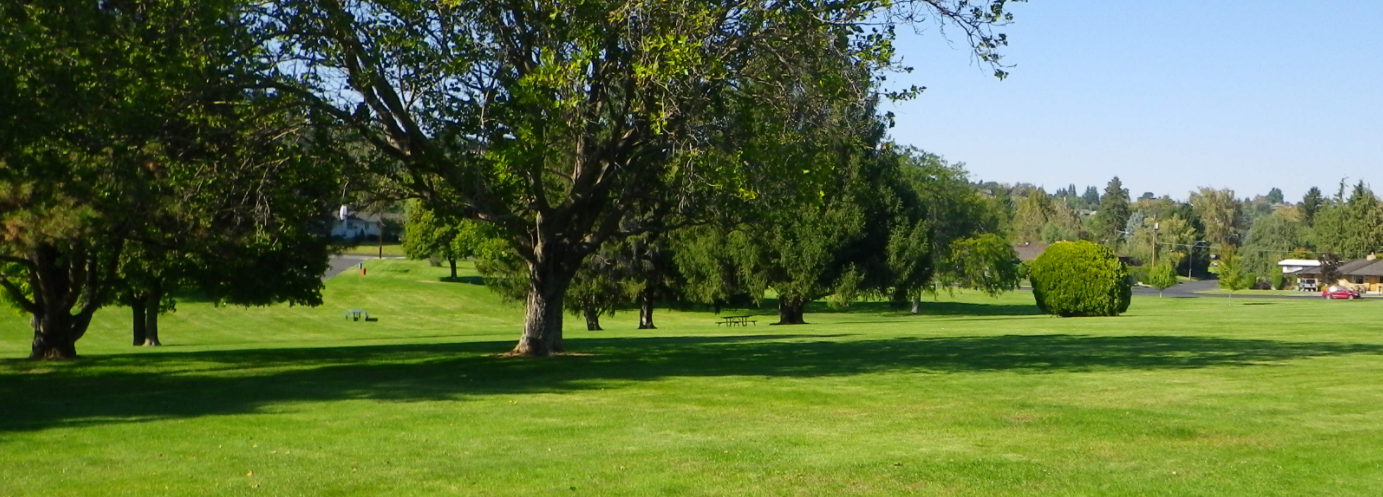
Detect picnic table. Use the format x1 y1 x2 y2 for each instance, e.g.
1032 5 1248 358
716 315 756 327
345 308 369 321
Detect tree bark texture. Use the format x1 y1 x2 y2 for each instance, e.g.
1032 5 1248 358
30 312 81 360
17 243 109 360
510 256 576 356
130 296 148 346
144 287 163 346
145 307 162 346
583 306 603 331
776 297 807 325
637 291 656 330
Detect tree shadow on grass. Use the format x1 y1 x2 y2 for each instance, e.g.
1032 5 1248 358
1 333 1379 433
758 299 1041 319
437 276 485 285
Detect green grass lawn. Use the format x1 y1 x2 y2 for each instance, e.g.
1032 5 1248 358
339 243 407 257
4 259 1383 496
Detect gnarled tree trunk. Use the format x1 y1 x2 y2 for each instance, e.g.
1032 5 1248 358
510 254 577 356
513 285 567 356
637 290 656 330
583 306 603 331
776 297 807 325
31 312 80 360
17 243 109 360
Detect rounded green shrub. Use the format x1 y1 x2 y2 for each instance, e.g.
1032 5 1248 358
1029 241 1131 317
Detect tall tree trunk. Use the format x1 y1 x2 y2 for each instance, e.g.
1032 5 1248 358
510 259 574 357
776 297 807 325
145 307 162 346
637 290 656 330
30 311 78 360
448 258 457 280
144 286 163 346
911 295 921 314
583 305 603 331
130 295 148 346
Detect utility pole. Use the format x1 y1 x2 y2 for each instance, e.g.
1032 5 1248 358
1151 219 1159 268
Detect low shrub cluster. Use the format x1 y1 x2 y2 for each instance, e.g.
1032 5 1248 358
1029 241 1132 317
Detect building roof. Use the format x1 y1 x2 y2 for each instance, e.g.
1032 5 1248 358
1012 243 1049 262
1297 258 1383 278
1344 259 1383 277
333 211 405 224
1277 259 1321 267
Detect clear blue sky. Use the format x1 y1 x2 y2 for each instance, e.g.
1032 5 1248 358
882 0 1383 202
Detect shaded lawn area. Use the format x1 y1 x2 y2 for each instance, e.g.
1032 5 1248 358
3 259 1383 496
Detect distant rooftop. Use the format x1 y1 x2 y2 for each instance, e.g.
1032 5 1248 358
1277 259 1321 267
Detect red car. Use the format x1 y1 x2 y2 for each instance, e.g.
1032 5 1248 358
1322 286 1362 300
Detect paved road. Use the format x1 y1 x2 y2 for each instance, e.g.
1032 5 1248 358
1132 278 1325 299
1132 278 1218 298
324 254 373 280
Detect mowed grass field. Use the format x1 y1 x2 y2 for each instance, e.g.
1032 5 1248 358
3 259 1383 496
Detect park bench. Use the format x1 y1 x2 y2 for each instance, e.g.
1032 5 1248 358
716 315 756 327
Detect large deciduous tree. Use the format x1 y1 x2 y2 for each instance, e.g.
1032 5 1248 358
256 0 1022 355
403 201 490 280
1127 214 1196 270
1 0 336 358
1010 189 1054 244
1190 187 1242 248
899 151 1012 310
1241 212 1304 277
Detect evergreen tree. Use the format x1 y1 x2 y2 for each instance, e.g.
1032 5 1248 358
1318 252 1343 288
1301 187 1324 226
1094 177 1131 245
1082 186 1101 207
1266 187 1285 205
1311 203 1348 256
1339 182 1383 259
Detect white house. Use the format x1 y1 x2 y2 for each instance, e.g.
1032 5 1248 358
330 206 402 241
331 214 383 240
1277 259 1321 275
